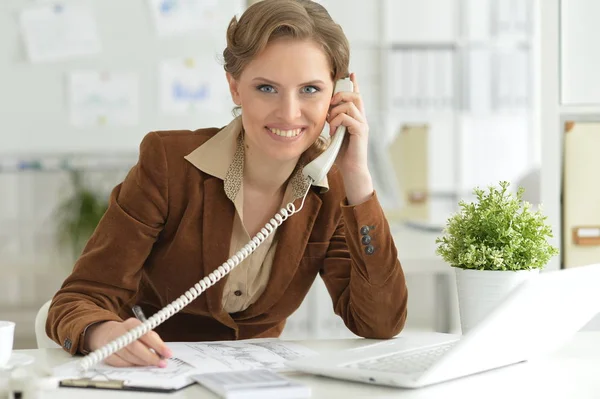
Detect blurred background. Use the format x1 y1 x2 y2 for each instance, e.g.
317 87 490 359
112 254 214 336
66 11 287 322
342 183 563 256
0 0 591 349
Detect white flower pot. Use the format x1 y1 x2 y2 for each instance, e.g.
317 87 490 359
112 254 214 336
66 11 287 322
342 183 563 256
455 268 539 334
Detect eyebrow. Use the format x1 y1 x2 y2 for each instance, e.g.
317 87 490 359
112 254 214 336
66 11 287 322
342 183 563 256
252 77 326 86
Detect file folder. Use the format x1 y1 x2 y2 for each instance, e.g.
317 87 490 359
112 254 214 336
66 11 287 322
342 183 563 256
386 124 429 222
562 121 600 268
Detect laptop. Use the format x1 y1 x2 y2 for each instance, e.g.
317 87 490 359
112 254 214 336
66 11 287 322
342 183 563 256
286 263 600 388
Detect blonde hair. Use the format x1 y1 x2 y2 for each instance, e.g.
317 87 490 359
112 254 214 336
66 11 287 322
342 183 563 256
222 0 350 162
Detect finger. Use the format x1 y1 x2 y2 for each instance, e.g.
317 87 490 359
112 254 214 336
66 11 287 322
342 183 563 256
126 340 163 366
123 317 144 329
331 90 362 107
120 318 169 365
139 330 172 359
113 347 147 367
350 72 365 115
329 112 365 137
104 354 137 368
331 93 365 117
350 72 360 95
328 102 366 124
112 341 157 367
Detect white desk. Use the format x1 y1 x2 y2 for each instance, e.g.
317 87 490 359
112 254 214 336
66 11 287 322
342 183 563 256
9 332 600 398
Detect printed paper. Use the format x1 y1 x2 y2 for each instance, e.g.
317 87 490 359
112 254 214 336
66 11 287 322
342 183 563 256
159 57 227 115
148 0 220 36
19 3 101 63
68 71 139 127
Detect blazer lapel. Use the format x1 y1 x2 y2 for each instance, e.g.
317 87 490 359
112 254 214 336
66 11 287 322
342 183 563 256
236 189 322 319
202 177 237 329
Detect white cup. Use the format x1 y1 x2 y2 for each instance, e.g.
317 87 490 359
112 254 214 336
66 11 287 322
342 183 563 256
0 321 15 368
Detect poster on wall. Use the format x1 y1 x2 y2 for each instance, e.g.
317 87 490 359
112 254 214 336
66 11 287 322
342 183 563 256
67 71 139 127
159 57 228 115
19 3 101 63
147 0 220 37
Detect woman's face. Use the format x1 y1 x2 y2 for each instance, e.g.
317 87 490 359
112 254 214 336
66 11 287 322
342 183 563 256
227 38 333 163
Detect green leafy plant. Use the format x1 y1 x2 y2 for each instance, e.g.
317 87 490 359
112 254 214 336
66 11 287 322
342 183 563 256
435 181 559 271
55 170 108 260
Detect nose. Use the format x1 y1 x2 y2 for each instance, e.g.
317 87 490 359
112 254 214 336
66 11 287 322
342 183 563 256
277 92 302 121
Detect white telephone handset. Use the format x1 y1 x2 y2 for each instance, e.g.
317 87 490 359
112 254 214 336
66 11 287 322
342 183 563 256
77 78 354 371
302 78 354 184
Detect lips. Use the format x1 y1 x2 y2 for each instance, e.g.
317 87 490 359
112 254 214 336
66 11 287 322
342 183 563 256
268 127 303 137
264 126 306 142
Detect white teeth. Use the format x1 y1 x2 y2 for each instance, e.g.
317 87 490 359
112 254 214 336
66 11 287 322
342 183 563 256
269 128 301 137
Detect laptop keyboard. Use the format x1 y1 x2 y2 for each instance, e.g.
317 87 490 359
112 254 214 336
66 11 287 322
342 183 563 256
344 342 457 374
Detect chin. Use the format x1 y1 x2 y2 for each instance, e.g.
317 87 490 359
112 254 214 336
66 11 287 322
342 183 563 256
265 147 306 163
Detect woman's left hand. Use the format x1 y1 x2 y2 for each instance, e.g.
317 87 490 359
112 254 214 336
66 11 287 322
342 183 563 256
327 72 374 204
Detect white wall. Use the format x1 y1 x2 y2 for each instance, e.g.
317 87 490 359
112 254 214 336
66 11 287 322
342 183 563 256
0 0 244 155
560 0 600 105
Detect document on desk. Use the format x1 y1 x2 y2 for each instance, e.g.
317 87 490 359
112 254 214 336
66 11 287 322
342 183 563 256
52 339 317 392
168 338 318 373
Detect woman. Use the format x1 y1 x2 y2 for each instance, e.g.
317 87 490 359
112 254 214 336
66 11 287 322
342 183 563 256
47 0 408 368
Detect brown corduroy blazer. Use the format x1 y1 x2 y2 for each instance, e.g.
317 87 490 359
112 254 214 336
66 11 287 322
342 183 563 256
46 126 408 355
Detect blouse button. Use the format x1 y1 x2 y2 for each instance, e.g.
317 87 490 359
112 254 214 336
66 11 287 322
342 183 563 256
234 290 242 297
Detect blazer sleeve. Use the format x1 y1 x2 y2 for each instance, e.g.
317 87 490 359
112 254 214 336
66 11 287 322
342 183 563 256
319 191 408 339
46 132 169 355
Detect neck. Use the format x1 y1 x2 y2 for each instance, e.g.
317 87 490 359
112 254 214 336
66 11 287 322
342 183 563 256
243 144 298 195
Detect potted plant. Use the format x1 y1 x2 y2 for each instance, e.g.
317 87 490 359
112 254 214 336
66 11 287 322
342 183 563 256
54 170 108 263
435 181 559 333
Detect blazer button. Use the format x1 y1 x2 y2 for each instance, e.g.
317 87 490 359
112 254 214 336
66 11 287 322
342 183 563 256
361 235 371 245
234 290 242 297
364 245 375 255
360 226 370 235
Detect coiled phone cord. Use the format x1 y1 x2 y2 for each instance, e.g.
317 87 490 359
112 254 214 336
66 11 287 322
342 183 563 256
78 182 312 372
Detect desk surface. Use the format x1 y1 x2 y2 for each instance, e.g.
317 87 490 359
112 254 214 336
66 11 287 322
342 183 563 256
10 331 600 398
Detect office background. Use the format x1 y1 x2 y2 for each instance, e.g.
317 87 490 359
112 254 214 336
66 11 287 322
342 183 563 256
0 0 594 349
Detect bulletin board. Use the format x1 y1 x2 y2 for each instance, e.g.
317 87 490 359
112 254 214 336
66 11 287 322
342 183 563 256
0 0 244 155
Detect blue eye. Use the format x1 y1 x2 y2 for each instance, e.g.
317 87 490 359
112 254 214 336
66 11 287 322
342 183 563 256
257 84 276 93
302 86 319 94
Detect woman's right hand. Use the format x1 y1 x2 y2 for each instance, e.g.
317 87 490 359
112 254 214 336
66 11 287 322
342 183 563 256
84 318 172 368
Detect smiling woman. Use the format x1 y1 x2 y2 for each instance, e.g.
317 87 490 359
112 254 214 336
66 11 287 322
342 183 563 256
46 0 409 369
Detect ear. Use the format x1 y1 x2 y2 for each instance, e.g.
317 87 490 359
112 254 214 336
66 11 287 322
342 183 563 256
226 72 241 106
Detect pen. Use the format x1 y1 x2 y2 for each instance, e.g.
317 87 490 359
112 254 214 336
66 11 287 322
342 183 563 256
132 305 166 360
